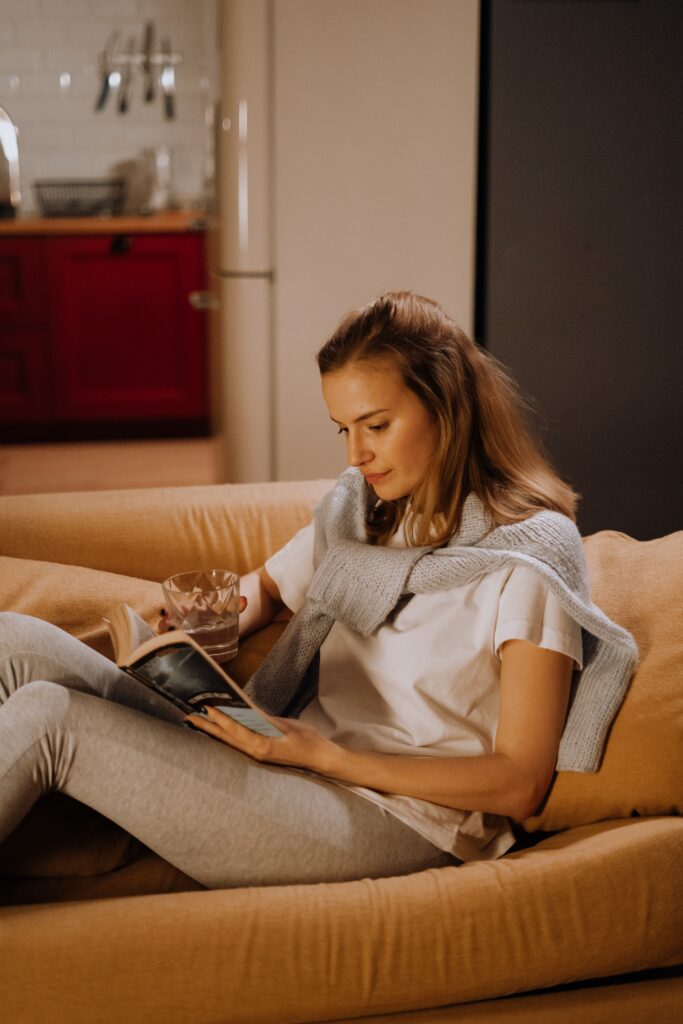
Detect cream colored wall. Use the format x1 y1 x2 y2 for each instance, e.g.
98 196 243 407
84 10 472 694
272 0 480 481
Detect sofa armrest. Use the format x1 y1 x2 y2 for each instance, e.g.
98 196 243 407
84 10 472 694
0 480 334 581
1 817 681 1024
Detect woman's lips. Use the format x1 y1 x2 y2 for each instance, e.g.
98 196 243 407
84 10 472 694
364 471 390 486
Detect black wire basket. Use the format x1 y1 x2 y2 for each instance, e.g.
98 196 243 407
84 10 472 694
33 178 126 218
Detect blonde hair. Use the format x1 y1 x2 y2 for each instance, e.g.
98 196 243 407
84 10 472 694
317 291 579 546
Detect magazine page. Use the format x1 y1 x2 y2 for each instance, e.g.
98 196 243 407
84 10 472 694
130 637 284 738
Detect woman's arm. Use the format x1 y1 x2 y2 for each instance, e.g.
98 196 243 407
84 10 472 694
237 567 284 637
313 639 572 820
190 638 573 821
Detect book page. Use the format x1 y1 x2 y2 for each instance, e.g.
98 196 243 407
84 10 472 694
126 606 156 649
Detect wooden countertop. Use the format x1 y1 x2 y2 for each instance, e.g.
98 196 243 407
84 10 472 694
0 209 212 236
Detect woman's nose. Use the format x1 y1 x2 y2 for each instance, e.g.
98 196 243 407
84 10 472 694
347 432 371 467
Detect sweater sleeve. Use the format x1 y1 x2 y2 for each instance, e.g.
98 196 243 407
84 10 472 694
493 564 584 670
265 521 315 613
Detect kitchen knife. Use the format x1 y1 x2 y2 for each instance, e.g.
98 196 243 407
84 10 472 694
160 36 176 120
118 36 136 114
142 21 156 102
94 30 120 111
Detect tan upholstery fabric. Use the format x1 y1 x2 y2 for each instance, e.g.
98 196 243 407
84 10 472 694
524 530 683 832
337 973 683 1024
0 555 163 657
1 817 681 1024
0 841 201 906
0 480 333 580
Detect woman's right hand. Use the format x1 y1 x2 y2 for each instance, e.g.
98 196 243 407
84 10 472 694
157 609 178 634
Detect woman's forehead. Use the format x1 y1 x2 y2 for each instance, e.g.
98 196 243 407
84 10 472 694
322 360 403 401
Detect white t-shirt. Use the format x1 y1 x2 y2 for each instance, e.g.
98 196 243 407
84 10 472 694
265 521 583 862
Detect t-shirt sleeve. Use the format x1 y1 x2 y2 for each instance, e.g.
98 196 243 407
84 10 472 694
493 564 584 669
264 521 316 613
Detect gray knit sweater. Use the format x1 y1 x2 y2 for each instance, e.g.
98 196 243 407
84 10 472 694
247 468 638 772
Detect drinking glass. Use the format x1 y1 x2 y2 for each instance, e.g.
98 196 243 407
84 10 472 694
162 569 240 662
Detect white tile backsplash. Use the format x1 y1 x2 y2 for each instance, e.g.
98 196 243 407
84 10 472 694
1 0 218 213
0 24 15 48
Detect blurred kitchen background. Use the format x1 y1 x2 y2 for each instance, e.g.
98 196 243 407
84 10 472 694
0 0 680 541
0 0 217 212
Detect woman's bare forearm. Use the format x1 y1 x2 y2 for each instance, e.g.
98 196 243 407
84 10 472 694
318 744 546 821
238 569 283 637
313 642 572 822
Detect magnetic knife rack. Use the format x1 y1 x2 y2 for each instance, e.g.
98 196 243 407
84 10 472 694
95 22 183 119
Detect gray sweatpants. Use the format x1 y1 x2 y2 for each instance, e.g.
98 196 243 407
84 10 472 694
0 612 454 889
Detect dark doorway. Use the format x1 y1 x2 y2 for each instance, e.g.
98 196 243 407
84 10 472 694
476 0 682 539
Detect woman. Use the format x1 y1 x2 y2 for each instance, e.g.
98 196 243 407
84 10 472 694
0 292 636 888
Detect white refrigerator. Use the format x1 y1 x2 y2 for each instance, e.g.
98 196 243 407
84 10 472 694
209 0 273 484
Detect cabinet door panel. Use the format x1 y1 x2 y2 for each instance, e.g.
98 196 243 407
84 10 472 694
46 234 207 422
0 326 49 423
0 237 45 327
0 238 49 430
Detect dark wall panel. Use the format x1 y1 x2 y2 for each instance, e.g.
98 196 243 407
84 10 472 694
481 0 682 539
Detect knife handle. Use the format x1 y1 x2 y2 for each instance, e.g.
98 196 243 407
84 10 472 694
95 76 110 111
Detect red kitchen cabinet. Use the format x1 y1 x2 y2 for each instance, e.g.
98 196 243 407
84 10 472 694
0 229 209 440
0 238 50 423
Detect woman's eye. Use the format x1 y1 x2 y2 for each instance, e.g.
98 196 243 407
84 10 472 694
335 422 387 435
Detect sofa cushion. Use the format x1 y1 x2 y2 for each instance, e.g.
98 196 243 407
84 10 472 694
0 788 202 907
524 529 683 832
0 841 201 906
0 555 162 659
0 793 140 880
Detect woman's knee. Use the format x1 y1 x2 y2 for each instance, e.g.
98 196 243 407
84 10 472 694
0 615 80 702
0 611 53 651
0 610 30 638
4 679 73 733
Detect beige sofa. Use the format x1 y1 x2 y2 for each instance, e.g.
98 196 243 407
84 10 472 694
0 480 681 1024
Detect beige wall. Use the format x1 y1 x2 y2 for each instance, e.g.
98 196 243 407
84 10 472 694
272 0 480 480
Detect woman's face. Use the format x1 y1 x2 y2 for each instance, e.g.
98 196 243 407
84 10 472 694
321 358 439 500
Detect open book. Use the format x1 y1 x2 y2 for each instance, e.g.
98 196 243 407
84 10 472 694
104 603 284 737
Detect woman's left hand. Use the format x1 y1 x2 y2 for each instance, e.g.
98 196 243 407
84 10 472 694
184 706 338 774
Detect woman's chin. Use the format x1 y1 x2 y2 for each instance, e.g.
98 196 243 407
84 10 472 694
372 477 408 501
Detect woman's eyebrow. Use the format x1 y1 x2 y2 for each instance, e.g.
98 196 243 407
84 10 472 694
330 408 390 425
